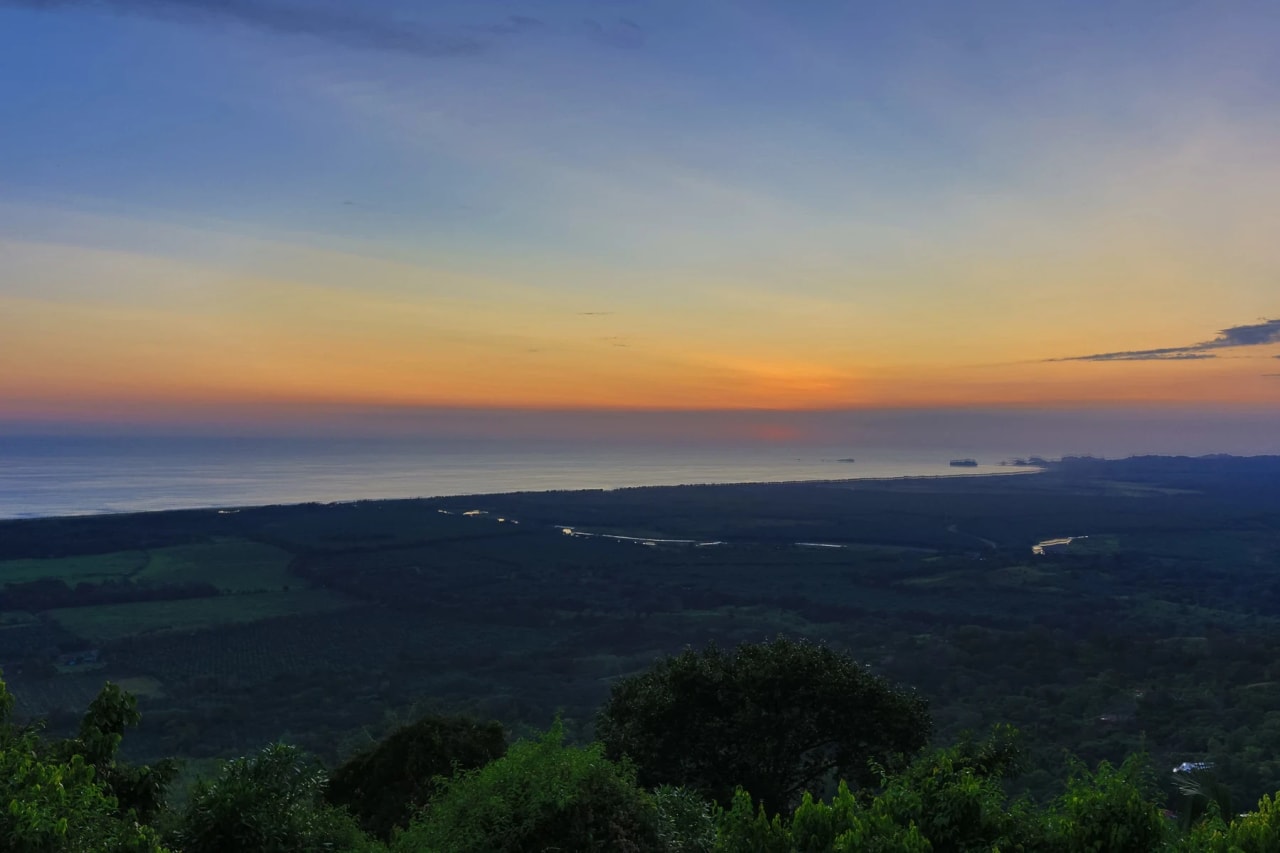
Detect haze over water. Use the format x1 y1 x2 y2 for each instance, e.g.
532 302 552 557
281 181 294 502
0 436 1036 520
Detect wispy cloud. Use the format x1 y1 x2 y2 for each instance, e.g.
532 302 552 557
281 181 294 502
584 17 645 49
1051 318 1280 362
4 0 487 57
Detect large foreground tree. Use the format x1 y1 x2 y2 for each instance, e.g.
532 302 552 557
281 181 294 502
596 637 932 814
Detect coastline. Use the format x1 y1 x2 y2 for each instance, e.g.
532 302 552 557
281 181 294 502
0 466 1045 524
0 441 1044 522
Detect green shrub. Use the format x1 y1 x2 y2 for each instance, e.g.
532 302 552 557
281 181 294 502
713 783 930 853
51 681 179 824
1179 792 1280 852
171 742 380 853
868 731 1040 852
0 675 167 853
713 788 790 853
1045 756 1169 853
393 721 662 852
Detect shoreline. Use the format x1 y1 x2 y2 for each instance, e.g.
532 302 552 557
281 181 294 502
0 467 1046 524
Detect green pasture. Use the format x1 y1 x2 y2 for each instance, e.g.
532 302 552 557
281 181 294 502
47 589 354 643
133 539 298 591
0 537 300 593
0 550 146 585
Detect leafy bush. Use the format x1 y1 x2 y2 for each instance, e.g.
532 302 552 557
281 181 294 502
707 732 1172 852
51 681 179 824
393 721 662 852
0 675 167 853
713 784 930 853
1045 756 1169 853
1179 792 1280 852
170 742 380 853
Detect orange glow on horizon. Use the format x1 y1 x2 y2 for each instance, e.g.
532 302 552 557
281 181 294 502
2 220 1278 421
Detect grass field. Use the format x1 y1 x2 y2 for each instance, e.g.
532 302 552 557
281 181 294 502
47 589 354 643
0 538 301 593
134 539 299 592
0 550 147 584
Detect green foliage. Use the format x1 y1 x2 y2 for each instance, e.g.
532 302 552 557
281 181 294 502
713 783 931 853
713 788 791 853
653 785 718 852
50 681 180 823
0 675 168 853
597 636 932 814
1179 791 1280 852
171 742 377 853
1045 755 1169 853
325 714 506 840
869 746 1029 851
706 734 1179 852
712 730 1024 853
0 743 168 853
393 721 663 853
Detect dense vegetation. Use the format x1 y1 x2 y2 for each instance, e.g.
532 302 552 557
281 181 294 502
5 641 1280 851
596 637 931 813
2 454 1280 848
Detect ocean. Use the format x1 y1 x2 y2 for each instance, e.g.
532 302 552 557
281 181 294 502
0 436 1026 520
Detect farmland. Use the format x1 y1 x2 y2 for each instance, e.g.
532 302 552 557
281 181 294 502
1 454 1279 808
47 588 353 643
0 537 297 591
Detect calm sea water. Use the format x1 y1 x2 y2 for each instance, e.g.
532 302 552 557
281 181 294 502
0 436 1027 520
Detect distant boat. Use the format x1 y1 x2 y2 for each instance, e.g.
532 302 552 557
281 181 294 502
949 458 978 467
835 457 857 463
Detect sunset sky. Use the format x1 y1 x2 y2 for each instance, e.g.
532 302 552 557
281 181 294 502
2 0 1278 444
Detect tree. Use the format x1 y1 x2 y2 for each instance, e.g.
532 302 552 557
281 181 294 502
0 674 168 853
1045 755 1168 853
51 682 179 824
170 743 379 853
596 637 932 814
325 714 506 840
713 728 1033 853
1180 791 1280 852
393 721 663 853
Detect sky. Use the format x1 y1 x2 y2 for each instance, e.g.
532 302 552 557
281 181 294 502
1 0 1278 448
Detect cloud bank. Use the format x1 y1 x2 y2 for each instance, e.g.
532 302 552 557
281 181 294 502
1052 318 1280 362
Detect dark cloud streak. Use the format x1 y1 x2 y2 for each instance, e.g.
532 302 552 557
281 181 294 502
1051 318 1280 362
584 16 645 49
5 0 487 58
481 15 543 35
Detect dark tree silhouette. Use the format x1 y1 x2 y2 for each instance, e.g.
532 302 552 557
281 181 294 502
596 636 932 814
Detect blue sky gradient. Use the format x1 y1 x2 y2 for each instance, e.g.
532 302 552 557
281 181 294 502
2 0 1278 447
